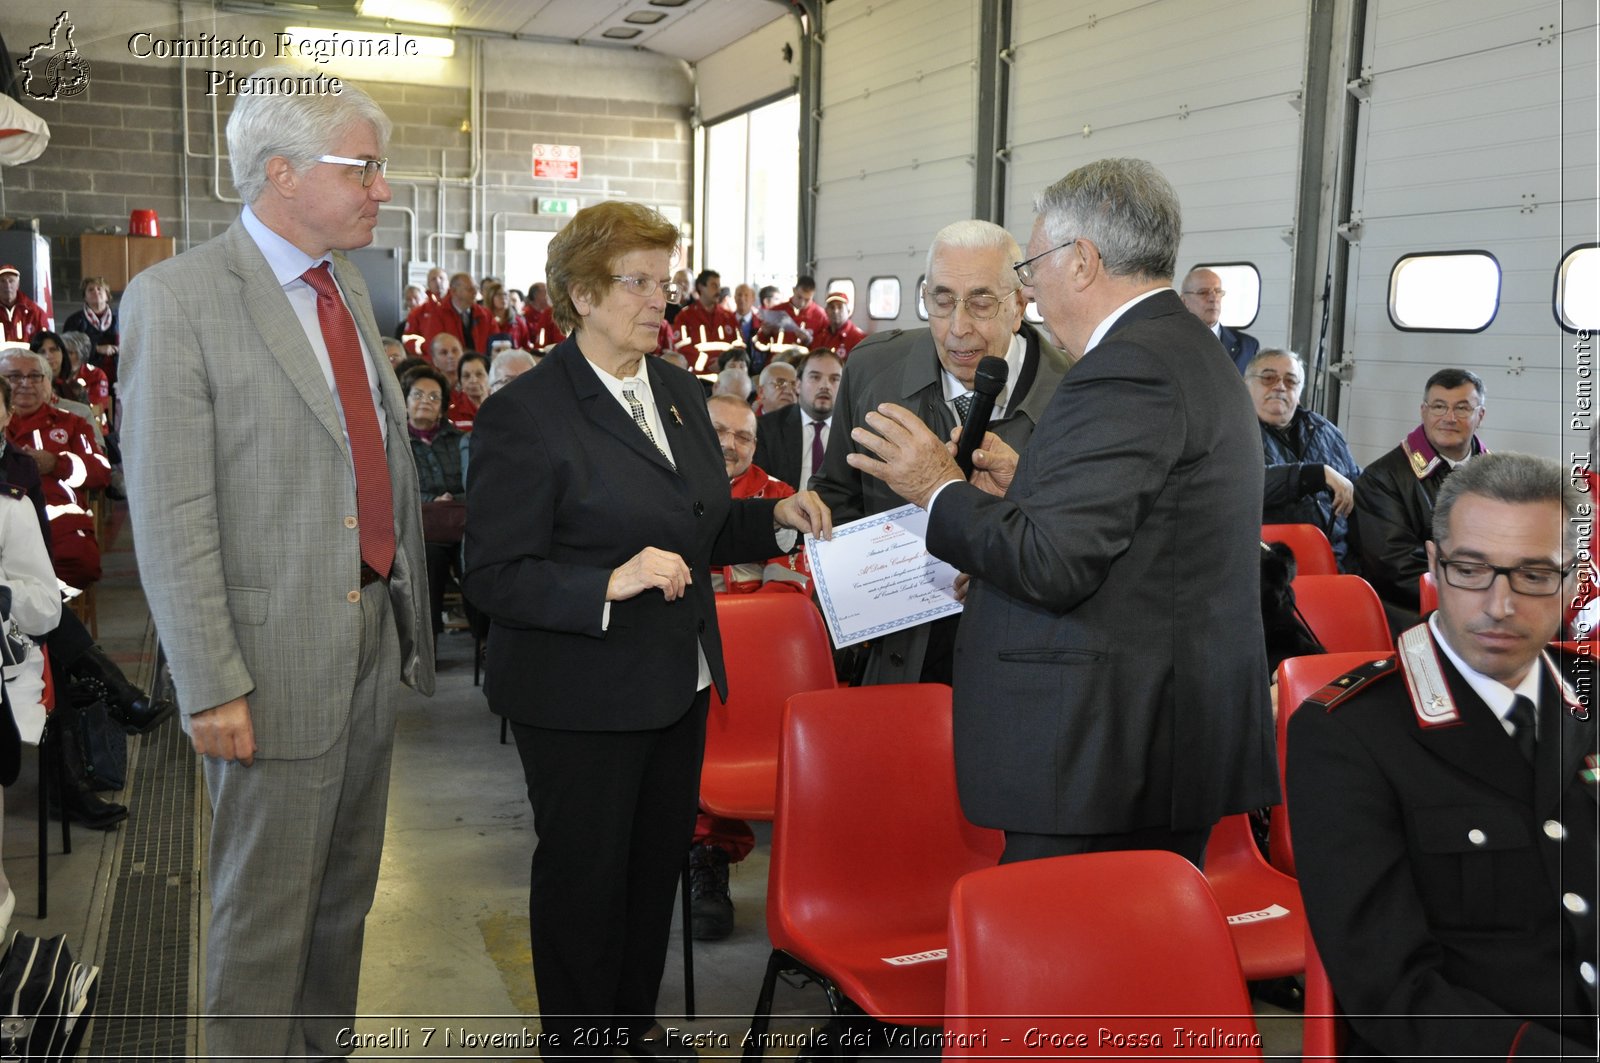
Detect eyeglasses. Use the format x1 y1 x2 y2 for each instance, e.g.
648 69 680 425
1183 286 1225 298
1012 238 1078 286
1435 555 1575 596
610 275 686 302
1247 370 1302 390
316 154 389 188
0 372 46 385
921 285 1019 321
714 426 757 446
407 390 443 406
1424 401 1482 419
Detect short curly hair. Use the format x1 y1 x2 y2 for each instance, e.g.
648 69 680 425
545 201 679 335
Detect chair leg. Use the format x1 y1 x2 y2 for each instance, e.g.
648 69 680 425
473 635 483 687
681 857 695 1020
743 949 786 1062
499 715 508 745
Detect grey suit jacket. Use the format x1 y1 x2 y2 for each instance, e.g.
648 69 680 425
120 219 434 760
926 290 1278 834
811 322 1070 684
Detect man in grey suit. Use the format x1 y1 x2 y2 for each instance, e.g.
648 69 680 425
120 74 434 1058
848 159 1277 865
812 219 1071 685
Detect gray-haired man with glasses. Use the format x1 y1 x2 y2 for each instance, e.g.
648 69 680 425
1351 367 1490 631
1179 265 1259 373
810 218 1071 686
1290 451 1596 1061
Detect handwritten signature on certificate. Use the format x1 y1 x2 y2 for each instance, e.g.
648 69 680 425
804 503 963 647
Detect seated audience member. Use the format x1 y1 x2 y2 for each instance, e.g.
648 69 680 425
755 361 797 415
58 331 112 428
381 336 407 369
33 331 108 430
812 291 866 357
482 281 530 352
402 364 470 636
0 349 109 589
734 283 759 349
1180 265 1258 373
713 366 752 402
1289 452 1596 1060
520 281 566 350
1248 349 1362 567
674 270 741 363
664 268 692 324
62 276 119 381
759 276 827 345
0 266 48 344
717 348 751 375
658 350 689 371
488 349 536 395
1350 367 1488 629
428 331 464 378
452 352 490 431
505 287 525 320
688 395 811 942
420 272 494 354
401 267 448 354
398 284 426 337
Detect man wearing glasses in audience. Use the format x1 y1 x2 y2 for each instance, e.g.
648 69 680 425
1180 265 1258 373
1290 451 1596 1061
1351 368 1489 631
811 218 1071 687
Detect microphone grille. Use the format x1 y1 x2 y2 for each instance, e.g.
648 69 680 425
973 355 1009 397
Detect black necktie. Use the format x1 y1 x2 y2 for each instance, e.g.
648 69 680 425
1507 695 1537 762
954 392 974 425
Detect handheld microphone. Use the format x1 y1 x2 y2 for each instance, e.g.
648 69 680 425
954 355 1009 478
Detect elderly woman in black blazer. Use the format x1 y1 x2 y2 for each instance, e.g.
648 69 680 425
465 201 829 1061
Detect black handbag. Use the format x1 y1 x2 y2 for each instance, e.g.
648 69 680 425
56 692 126 794
0 931 99 1060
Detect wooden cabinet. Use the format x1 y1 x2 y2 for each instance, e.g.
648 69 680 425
80 233 175 291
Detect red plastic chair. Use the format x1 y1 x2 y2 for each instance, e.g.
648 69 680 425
1290 574 1391 653
1202 813 1306 981
1419 570 1438 615
1262 523 1338 576
945 851 1264 1060
1301 926 1347 1062
1269 651 1390 876
701 594 837 820
746 685 1003 1058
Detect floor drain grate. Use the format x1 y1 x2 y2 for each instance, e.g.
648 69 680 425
93 660 197 1057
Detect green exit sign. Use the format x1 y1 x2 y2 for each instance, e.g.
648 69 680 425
537 197 577 215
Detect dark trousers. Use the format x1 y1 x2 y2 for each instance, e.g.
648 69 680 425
1000 824 1212 867
510 688 709 1059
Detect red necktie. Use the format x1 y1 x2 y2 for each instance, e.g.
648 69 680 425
302 263 396 578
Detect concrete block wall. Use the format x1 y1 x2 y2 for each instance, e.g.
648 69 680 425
2 40 690 326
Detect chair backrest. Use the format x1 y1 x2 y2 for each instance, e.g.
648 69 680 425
944 851 1263 1060
1262 523 1338 576
701 593 837 819
1419 570 1438 615
769 685 1003 947
1290 574 1391 653
1270 651 1393 876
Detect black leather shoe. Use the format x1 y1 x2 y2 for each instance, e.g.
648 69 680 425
622 1025 699 1063
67 645 176 735
50 786 128 830
688 843 734 941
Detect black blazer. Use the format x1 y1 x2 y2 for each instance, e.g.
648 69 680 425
1219 323 1260 374
926 290 1278 834
1288 637 1597 1058
753 403 806 490
464 339 782 730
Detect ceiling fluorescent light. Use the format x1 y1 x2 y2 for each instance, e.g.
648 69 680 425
602 27 643 39
283 25 456 59
626 11 667 23
355 0 456 27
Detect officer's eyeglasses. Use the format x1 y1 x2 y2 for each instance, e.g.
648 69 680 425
316 155 389 187
1435 555 1575 596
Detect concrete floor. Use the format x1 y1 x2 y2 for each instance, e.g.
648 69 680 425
5 507 1304 1059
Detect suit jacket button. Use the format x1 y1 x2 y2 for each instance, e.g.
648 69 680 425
1544 819 1566 841
344 515 358 529
694 501 705 516
1563 892 1589 915
347 589 362 603
1582 961 1597 986
889 652 904 666
1466 829 1487 846
698 619 706 633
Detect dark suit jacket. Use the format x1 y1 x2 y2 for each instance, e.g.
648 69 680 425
926 289 1278 834
811 322 1071 684
1288 634 1598 1059
464 339 782 731
1219 323 1259 374
753 403 807 491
